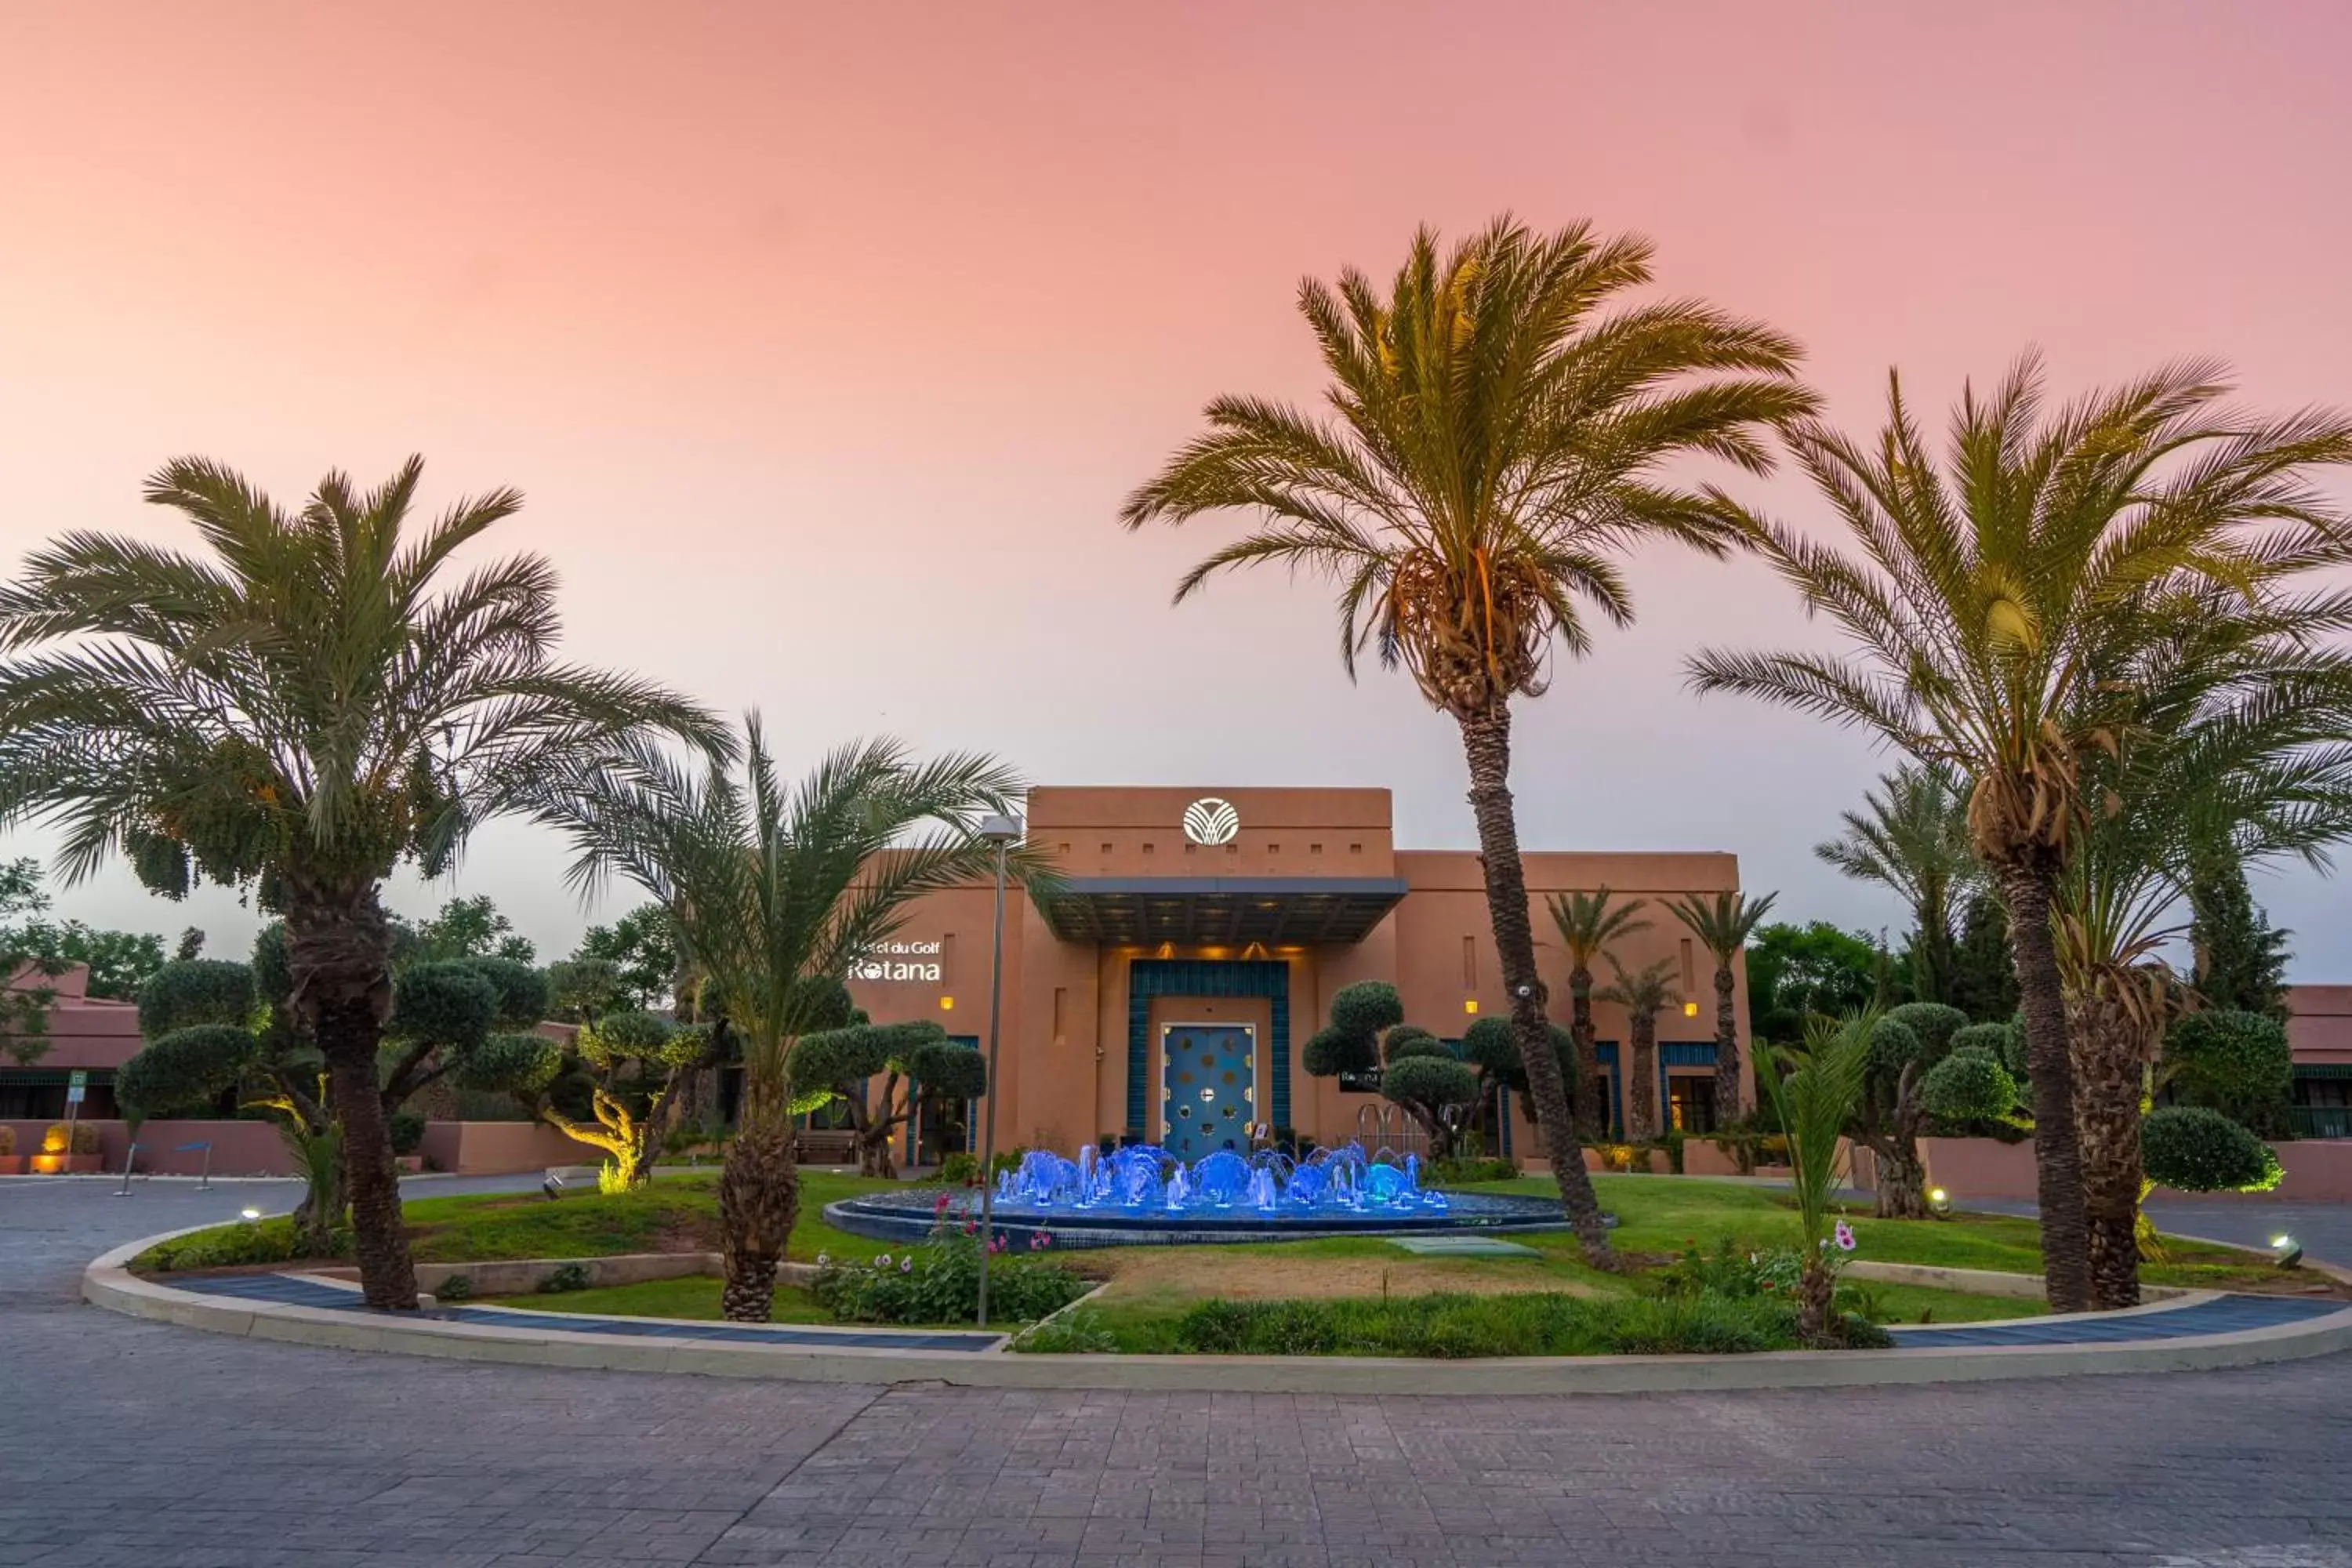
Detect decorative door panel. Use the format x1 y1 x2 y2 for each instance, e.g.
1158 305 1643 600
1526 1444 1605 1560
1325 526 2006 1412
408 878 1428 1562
1160 1024 1254 1161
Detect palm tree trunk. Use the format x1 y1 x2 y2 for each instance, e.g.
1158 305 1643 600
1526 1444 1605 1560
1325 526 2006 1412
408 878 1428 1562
1996 867 2092 1313
1568 970 1603 1141
282 880 415 1310
1628 1019 1657 1139
718 1073 800 1322
318 1001 415 1309
1710 964 1740 1127
1457 705 1615 1266
2069 1002 2143 1310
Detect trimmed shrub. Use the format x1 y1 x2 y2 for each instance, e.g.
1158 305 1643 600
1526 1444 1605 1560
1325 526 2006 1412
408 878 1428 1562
1329 981 1404 1039
455 1032 564 1097
1428 1156 1517 1184
136 960 254 1038
1950 1021 2021 1079
133 1215 349 1271
1169 1290 1820 1359
1302 1024 1376 1077
1918 1047 2017 1124
387 1109 426 1156
2163 1011 2292 1134
388 961 499 1051
1381 1025 1447 1062
539 1261 593 1294
2140 1105 2281 1193
459 956 551 1030
814 1229 1087 1325
938 1152 980 1187
1884 1002 1969 1062
1866 1015 1923 1076
115 1024 258 1116
1380 1055 1480 1116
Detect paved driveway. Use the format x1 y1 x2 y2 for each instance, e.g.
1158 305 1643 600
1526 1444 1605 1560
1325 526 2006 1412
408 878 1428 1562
5 1176 2352 1567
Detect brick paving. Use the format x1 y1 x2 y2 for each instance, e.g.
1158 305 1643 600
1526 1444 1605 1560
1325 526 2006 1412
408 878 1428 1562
6 1177 2352 1566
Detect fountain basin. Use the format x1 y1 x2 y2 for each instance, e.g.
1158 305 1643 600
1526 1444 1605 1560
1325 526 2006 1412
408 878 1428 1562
822 1142 1593 1250
824 1185 1580 1249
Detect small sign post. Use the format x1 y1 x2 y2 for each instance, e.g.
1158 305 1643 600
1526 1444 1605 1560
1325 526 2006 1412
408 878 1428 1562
63 1069 87 1155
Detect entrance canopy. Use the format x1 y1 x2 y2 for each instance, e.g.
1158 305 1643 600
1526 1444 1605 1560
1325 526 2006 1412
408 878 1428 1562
1039 877 1409 946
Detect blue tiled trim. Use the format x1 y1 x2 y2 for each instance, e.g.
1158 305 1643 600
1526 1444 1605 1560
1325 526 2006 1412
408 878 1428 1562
1126 959 1292 1134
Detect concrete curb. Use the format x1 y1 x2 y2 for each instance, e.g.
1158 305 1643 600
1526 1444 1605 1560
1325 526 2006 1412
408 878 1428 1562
84 1227 2352 1394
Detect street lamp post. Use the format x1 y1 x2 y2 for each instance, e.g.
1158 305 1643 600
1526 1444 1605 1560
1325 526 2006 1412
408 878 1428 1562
971 811 1022 1330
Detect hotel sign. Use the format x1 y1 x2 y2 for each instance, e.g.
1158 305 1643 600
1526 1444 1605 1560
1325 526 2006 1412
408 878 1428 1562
848 940 944 983
1182 797 1240 846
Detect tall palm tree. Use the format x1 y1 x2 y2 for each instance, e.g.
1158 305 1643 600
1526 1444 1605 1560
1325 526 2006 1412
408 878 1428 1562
1665 888 1777 1127
2058 593 2352 1307
1544 889 1650 1140
1687 354 2352 1312
1121 216 1814 1262
1814 765 1980 1004
1598 956 1681 1139
0 458 723 1308
531 718 1040 1321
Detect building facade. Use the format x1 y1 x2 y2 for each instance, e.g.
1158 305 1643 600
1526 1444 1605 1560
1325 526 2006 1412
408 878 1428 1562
2288 984 2352 1139
840 786 1754 1163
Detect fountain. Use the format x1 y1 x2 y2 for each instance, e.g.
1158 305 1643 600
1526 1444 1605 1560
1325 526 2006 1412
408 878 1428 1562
823 1138 1573 1248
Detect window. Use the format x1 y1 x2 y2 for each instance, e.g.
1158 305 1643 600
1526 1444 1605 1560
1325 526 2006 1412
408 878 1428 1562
1668 1076 1717 1135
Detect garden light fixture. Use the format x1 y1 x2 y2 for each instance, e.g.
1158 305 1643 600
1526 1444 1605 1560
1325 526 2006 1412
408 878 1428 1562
239 1207 262 1222
1926 1187 1953 1218
2272 1235 2303 1269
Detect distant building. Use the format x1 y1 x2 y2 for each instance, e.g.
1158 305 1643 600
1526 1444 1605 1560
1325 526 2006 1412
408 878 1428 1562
1 962 137 1120
2288 985 2352 1139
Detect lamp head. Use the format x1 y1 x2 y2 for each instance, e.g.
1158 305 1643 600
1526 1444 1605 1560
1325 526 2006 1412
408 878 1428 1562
977 813 1023 846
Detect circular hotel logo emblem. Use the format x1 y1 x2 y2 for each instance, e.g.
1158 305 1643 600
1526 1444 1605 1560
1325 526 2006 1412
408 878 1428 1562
1182 797 1241 846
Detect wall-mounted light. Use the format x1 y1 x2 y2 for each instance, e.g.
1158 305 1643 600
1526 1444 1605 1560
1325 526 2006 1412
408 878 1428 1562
938 996 954 1011
1683 1001 1700 1018
1463 999 1479 1014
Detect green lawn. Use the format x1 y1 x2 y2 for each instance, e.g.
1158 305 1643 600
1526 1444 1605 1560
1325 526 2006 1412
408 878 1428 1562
476 1276 830 1323
401 1168 892 1265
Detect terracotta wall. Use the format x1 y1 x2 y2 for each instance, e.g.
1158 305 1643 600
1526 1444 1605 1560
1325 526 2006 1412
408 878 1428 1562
2288 985 2352 1065
416 1120 587 1175
1 1118 298 1175
1910 1136 2352 1204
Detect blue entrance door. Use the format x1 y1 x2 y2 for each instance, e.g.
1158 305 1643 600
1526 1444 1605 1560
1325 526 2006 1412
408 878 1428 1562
1160 1024 1254 1161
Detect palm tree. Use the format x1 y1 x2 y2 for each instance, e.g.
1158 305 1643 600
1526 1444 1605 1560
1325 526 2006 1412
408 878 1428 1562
1544 889 1650 1139
1121 216 1814 1261
1665 889 1777 1127
1598 956 1681 1139
1687 354 2352 1312
531 718 1040 1321
1814 766 1980 1004
0 458 723 1308
2058 593 2352 1307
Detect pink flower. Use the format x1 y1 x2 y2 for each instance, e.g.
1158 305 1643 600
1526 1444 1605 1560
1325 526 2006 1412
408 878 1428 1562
1036 1232 1051 1249
1835 1221 1857 1254
1029 1235 1044 1250
964 1220 978 1235
901 1257 913 1273
874 1253 892 1269
934 1192 953 1214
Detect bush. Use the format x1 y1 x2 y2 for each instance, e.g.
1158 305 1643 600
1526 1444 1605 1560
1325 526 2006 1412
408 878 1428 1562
1950 1022 2024 1081
133 1215 350 1271
1866 1015 1923 1076
1010 1307 1117 1354
42 1121 100 1155
1883 1002 1969 1062
812 1218 1089 1326
938 1152 980 1186
985 1146 1031 1181
539 1261 593 1294
2141 1105 2281 1193
1329 981 1404 1039
136 959 255 1038
387 1110 427 1156
435 1272 474 1301
1918 1047 2017 1124
1169 1290 1820 1359
1428 1156 1517 1185
2164 1011 2292 1134
116 1024 257 1116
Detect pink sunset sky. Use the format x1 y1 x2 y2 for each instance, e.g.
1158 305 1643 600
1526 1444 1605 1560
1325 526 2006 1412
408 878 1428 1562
3 2 2350 974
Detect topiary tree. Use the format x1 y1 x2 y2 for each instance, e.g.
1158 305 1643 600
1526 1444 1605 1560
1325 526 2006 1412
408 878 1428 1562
1461 1013 1577 1149
1848 1011 1965 1219
2140 1105 2281 1195
1372 1025 1479 1159
377 957 554 1120
1918 1047 2019 1127
2162 1011 2292 1137
522 1010 715 1189
786 1018 986 1178
114 1023 260 1117
135 958 254 1037
1951 1020 2025 1087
